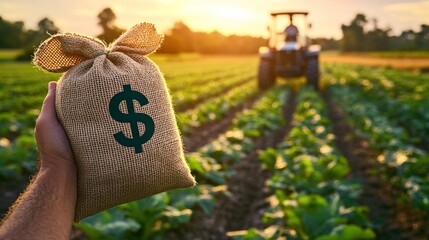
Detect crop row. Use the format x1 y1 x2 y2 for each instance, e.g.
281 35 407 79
74 85 289 239
325 63 429 213
172 71 255 110
166 63 255 92
234 88 375 240
324 63 429 148
158 56 256 80
328 82 429 214
177 80 258 135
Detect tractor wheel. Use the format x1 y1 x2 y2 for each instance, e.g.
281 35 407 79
258 59 275 90
306 58 320 90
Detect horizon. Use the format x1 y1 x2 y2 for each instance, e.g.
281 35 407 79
0 0 428 39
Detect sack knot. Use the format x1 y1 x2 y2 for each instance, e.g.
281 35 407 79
95 52 107 58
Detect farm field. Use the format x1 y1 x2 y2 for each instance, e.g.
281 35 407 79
0 54 429 239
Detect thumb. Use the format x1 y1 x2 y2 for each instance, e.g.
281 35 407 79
39 81 57 122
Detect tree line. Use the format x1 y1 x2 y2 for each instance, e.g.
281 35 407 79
341 13 429 52
0 8 264 60
1 9 429 59
158 21 265 54
0 16 60 60
94 8 266 54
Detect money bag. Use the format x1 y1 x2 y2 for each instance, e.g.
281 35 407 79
33 23 196 221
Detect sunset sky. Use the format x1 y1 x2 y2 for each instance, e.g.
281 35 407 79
0 0 428 39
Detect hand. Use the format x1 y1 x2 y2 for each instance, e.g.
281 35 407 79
35 81 76 176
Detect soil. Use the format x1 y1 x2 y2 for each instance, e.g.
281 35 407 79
175 90 297 240
321 55 429 71
323 92 429 240
0 178 28 219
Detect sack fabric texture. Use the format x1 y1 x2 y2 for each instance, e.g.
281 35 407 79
33 23 196 221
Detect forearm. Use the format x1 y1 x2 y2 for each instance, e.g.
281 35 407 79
0 166 76 240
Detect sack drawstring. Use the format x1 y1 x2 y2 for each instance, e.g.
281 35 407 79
95 52 107 58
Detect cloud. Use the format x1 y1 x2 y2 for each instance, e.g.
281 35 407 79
384 0 429 27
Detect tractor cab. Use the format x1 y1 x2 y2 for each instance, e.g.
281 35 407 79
258 11 321 90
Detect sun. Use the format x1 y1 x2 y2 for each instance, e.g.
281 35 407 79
179 2 261 35
208 4 255 20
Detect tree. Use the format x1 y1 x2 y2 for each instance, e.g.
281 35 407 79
0 17 26 48
340 14 394 52
38 18 59 34
16 17 60 61
341 13 367 51
390 30 416 50
158 21 265 54
97 8 124 44
312 37 340 50
416 24 429 50
169 21 195 52
365 23 391 51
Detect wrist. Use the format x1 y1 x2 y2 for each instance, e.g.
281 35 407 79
38 164 77 191
39 155 77 179
38 165 76 181
39 163 77 182
38 162 77 200
36 167 78 225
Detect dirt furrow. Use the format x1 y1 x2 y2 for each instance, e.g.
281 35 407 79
182 90 297 240
321 55 429 71
323 92 429 240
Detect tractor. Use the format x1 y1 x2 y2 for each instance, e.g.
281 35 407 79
258 11 321 90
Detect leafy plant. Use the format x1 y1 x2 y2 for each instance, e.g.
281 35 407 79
247 87 375 239
326 64 429 214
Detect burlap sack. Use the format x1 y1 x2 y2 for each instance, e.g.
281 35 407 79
33 23 196 221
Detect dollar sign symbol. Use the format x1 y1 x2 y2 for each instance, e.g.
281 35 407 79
109 85 155 154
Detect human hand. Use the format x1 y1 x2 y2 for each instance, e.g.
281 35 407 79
35 81 76 177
